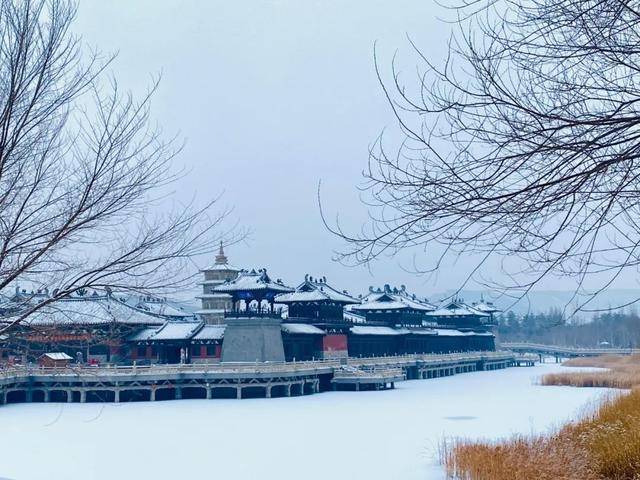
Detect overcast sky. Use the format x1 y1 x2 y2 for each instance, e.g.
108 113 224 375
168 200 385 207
73 1 456 298
73 1 634 306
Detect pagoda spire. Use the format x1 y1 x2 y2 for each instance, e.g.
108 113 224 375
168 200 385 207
215 241 228 265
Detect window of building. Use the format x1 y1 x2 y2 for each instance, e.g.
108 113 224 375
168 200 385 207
206 345 216 356
136 345 147 358
191 345 201 357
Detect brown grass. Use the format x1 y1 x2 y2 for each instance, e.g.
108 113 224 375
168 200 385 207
441 355 640 480
542 354 640 389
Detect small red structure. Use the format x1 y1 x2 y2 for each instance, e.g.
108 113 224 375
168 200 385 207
38 352 73 368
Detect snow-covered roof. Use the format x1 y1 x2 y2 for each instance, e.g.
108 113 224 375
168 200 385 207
116 294 197 319
276 276 359 305
351 290 435 313
350 326 410 336
434 328 474 337
18 297 165 327
407 328 438 336
201 262 241 272
192 325 225 341
40 352 73 360
427 301 490 318
471 300 500 314
213 269 294 294
127 327 160 342
281 323 326 335
360 285 437 311
148 321 203 341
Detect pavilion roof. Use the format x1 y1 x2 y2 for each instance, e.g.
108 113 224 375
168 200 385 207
275 275 359 305
471 299 501 314
213 269 294 295
351 286 436 313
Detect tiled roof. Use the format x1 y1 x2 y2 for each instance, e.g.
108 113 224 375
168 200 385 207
276 277 359 305
213 269 294 294
17 297 165 327
281 323 325 335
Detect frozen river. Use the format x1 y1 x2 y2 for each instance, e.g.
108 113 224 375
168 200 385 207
0 363 609 480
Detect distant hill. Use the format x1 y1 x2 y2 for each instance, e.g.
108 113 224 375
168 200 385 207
429 289 640 317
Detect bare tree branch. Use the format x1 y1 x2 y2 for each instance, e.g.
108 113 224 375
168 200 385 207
331 0 640 315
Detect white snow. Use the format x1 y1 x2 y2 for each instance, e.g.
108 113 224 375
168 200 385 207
0 363 611 480
40 352 73 361
281 323 325 334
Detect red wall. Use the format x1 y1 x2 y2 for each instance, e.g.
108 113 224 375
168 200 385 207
323 334 348 352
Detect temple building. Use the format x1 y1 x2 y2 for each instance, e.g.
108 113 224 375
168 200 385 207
276 275 360 359
0 293 166 364
349 285 437 327
426 299 493 330
471 297 501 323
213 268 294 314
276 275 359 324
195 243 240 324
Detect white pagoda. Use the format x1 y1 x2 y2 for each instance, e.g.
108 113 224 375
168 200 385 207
195 243 240 324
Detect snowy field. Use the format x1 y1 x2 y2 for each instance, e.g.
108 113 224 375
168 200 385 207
0 363 610 480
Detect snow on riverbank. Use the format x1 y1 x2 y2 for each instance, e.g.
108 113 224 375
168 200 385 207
0 363 610 480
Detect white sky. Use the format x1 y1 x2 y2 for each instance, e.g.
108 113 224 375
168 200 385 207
74 1 638 304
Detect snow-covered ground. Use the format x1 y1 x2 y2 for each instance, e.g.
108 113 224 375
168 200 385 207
0 363 610 480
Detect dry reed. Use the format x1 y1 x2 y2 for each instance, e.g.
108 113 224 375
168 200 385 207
441 355 640 479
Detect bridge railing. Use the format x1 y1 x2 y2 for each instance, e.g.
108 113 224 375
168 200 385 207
0 351 517 382
502 342 640 356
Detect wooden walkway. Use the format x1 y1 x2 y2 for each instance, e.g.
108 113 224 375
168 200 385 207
0 351 525 404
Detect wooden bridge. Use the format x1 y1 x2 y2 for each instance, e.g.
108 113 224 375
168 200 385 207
503 342 639 361
0 351 527 404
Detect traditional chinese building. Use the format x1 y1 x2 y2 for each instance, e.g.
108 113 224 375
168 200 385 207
213 268 294 314
196 243 241 324
276 275 359 359
426 299 493 330
350 285 437 327
1 293 166 364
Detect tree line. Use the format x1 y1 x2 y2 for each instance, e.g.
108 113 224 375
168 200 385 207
497 309 640 348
